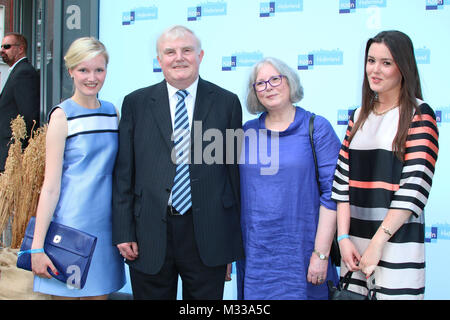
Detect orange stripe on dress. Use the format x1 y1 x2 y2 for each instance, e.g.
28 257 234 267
404 151 436 167
408 126 438 141
412 114 437 127
345 129 352 137
349 180 400 191
339 148 349 159
343 139 349 148
405 139 439 155
344 120 354 145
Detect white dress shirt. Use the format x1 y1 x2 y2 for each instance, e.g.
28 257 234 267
166 78 199 130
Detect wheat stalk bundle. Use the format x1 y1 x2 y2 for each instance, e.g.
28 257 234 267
11 124 47 248
0 116 27 246
0 116 46 248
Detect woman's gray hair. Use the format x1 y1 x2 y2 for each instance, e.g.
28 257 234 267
246 57 304 115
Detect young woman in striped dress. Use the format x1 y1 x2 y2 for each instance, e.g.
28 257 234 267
332 30 439 299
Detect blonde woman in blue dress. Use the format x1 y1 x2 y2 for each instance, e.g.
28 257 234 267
30 37 125 299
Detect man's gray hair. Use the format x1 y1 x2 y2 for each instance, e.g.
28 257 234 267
156 25 202 57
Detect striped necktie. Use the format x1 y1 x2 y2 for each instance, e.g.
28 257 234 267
171 90 192 214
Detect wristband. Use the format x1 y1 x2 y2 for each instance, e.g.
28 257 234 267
337 234 349 242
17 248 44 257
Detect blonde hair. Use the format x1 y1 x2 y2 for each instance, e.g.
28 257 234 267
64 37 109 70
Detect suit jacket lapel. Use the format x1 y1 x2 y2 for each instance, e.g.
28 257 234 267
5 58 27 81
0 59 26 97
147 80 174 152
147 78 214 155
192 78 214 149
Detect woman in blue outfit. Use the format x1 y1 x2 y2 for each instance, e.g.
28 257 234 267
237 57 341 299
30 37 125 299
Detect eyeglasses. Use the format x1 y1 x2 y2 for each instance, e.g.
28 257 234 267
1 44 20 50
253 75 285 92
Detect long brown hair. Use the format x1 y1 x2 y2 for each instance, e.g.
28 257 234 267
348 30 423 161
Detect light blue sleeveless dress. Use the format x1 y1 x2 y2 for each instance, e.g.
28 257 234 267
33 99 125 297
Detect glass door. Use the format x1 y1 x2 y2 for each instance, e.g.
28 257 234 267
33 0 55 123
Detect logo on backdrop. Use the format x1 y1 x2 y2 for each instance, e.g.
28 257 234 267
415 47 431 64
222 51 264 71
425 0 448 10
188 1 227 21
425 226 438 243
153 59 162 73
122 6 158 25
337 108 358 125
337 106 443 126
435 110 441 125
259 0 303 17
435 106 450 127
297 49 344 70
425 224 450 243
339 0 387 14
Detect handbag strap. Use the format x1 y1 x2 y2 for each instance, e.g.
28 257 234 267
341 271 378 300
308 114 321 195
340 271 354 290
309 114 341 267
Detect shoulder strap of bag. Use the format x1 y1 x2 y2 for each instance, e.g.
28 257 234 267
309 114 321 195
309 113 342 267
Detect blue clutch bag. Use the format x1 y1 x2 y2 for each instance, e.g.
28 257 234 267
16 217 97 289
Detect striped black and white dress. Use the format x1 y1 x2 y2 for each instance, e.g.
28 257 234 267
331 101 439 300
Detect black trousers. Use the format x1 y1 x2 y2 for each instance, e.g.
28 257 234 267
130 210 227 300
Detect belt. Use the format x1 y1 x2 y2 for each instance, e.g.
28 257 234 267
167 206 192 216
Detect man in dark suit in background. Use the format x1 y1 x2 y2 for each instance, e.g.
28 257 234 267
0 32 40 171
112 25 244 300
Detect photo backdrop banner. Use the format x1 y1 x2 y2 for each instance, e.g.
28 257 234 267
98 0 450 300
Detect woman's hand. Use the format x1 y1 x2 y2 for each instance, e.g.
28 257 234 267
307 253 328 285
359 240 383 278
358 209 412 278
31 252 59 278
339 238 361 271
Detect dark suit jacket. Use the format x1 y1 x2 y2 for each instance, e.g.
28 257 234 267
0 58 40 171
112 78 245 275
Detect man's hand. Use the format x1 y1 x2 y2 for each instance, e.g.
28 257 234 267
117 242 139 260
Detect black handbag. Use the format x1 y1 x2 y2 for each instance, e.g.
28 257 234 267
309 114 341 266
17 217 97 289
328 271 377 300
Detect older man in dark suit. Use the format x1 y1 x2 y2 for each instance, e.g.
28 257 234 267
0 32 40 172
112 25 244 300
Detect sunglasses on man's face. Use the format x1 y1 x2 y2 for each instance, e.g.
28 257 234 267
1 44 20 50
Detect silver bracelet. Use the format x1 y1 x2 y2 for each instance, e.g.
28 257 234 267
381 224 392 237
